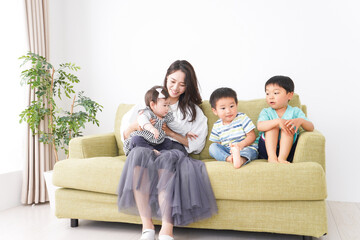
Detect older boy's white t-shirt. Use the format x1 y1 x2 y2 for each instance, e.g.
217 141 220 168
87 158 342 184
120 102 208 154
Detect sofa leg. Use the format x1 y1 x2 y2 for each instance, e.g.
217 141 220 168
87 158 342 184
302 236 312 240
71 219 79 227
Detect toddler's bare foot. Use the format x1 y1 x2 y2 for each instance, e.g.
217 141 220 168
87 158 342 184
226 155 233 163
238 157 247 168
268 156 278 163
231 147 242 168
278 158 290 164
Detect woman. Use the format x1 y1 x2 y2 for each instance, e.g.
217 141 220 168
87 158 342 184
117 60 217 240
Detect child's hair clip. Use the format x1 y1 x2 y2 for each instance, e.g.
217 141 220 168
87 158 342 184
156 88 166 99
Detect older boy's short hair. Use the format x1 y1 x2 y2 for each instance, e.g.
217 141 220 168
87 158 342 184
144 85 169 107
209 87 238 109
265 76 294 93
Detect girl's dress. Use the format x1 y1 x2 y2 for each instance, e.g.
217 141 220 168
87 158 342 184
117 102 217 226
122 107 174 156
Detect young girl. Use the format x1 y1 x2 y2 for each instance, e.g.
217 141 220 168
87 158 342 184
123 85 180 155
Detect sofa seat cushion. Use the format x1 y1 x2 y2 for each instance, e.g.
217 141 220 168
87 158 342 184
53 157 326 201
205 160 327 201
53 156 127 195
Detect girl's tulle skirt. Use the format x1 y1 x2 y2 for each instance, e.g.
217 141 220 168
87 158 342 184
117 147 218 226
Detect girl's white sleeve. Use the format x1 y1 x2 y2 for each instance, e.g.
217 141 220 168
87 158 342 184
185 106 208 154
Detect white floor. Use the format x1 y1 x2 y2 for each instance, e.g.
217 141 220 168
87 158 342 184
0 201 358 240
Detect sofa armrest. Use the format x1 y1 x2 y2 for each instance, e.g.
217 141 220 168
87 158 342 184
68 133 119 159
292 130 326 171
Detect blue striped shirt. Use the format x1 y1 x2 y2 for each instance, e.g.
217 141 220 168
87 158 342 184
209 112 256 150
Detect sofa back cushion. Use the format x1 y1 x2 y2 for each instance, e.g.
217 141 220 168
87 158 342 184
114 104 134 155
114 94 302 159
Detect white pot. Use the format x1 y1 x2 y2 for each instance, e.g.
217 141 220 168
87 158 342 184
43 170 60 211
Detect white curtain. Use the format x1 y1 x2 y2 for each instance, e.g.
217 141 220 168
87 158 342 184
21 0 54 205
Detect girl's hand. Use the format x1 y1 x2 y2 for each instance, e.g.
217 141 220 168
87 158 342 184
186 131 198 141
149 127 160 139
285 118 303 134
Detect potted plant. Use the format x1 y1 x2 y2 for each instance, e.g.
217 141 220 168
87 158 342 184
19 52 103 209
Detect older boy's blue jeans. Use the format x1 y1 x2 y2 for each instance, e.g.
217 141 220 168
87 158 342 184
209 143 258 165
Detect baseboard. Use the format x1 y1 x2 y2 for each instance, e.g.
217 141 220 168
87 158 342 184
0 170 22 211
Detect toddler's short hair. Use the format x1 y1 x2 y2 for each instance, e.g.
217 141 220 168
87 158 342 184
265 76 294 93
209 87 238 109
144 85 169 107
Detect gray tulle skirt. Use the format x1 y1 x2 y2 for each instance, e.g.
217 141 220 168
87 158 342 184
117 146 218 226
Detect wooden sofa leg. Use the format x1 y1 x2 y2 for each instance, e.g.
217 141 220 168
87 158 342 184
302 236 312 240
71 219 79 227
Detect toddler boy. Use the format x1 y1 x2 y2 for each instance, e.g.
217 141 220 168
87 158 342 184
209 87 258 168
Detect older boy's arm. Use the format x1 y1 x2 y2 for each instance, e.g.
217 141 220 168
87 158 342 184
235 130 256 150
257 119 292 135
285 118 314 132
301 119 314 131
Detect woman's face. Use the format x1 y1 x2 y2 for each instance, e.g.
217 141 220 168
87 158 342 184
166 70 186 103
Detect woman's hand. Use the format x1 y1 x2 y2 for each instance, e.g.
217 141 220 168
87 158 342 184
162 123 189 147
186 131 198 141
123 122 140 140
162 123 173 137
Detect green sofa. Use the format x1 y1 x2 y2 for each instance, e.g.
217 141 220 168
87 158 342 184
53 94 327 238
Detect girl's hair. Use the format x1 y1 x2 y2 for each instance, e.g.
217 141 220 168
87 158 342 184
163 60 202 122
144 85 169 107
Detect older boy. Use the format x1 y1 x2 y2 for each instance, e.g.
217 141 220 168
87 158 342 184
209 87 258 168
257 76 314 163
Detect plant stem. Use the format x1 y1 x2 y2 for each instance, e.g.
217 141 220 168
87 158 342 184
50 67 59 162
67 95 76 159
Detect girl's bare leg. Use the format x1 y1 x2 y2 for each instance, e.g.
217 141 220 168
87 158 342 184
265 127 279 163
278 130 293 164
133 166 154 231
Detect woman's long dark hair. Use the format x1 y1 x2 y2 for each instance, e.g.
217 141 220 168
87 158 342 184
163 60 202 122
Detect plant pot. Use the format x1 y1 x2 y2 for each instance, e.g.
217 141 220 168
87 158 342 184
43 170 60 211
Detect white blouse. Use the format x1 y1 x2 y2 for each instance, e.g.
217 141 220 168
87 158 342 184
120 102 208 154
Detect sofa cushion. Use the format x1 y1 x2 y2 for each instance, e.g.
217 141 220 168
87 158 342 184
206 160 327 201
53 156 127 195
53 156 326 201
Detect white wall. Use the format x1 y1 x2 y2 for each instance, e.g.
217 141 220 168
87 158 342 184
0 0 27 174
0 0 27 211
48 0 360 202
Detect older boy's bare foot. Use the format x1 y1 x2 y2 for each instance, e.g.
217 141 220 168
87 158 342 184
278 158 290 164
268 156 278 163
226 155 233 163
